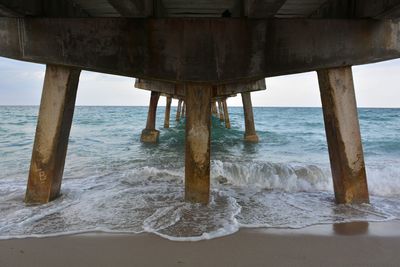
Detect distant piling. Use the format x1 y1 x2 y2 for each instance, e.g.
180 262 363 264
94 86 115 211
164 96 172 128
241 92 259 142
140 91 160 143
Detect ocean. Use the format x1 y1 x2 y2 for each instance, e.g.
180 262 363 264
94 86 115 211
0 106 399 241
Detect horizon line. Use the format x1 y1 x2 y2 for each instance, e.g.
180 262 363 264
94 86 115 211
0 105 399 109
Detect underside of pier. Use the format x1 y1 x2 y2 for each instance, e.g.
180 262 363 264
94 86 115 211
0 0 399 205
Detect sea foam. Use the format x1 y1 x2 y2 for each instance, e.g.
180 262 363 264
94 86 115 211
0 163 399 241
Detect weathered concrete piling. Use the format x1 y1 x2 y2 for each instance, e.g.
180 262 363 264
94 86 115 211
164 96 172 128
140 91 160 143
185 84 212 204
211 101 218 117
241 92 259 143
218 100 224 122
176 100 182 122
25 65 80 204
222 99 231 129
181 102 186 118
2 0 399 205
318 67 369 204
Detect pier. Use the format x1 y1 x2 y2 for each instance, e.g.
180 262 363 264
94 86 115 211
135 78 264 144
0 0 399 205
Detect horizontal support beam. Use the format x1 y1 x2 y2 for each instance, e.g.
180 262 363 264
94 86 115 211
135 78 266 97
0 0 88 17
356 0 400 18
0 18 400 83
0 4 23 17
244 0 286 18
107 0 153 17
216 79 266 96
313 0 400 19
0 0 40 16
135 79 176 95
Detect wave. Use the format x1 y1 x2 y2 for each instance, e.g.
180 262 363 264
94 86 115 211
0 162 400 241
211 160 332 192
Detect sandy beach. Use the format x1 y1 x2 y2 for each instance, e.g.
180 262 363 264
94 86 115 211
1 221 400 267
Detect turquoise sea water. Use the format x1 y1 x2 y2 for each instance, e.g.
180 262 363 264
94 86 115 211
0 106 399 240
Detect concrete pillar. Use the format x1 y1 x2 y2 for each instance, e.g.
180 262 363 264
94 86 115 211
241 92 259 142
211 101 218 117
185 83 212 204
164 96 172 128
176 99 182 121
181 101 186 118
140 91 160 143
218 100 224 121
317 66 369 204
25 65 81 204
222 99 231 129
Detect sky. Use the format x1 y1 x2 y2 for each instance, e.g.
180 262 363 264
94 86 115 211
0 56 399 107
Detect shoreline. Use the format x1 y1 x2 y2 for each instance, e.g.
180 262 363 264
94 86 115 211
1 221 399 267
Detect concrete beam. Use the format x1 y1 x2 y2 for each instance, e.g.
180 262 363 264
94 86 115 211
107 0 153 17
244 0 286 18
0 0 88 17
185 84 212 204
317 66 369 204
0 0 41 17
41 0 89 17
135 79 180 96
25 65 80 204
215 79 266 97
1 18 400 83
311 0 357 19
0 3 23 17
356 0 400 18
135 78 266 97
313 0 400 19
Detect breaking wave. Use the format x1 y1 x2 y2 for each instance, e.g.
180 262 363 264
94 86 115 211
1 106 400 241
1 162 400 241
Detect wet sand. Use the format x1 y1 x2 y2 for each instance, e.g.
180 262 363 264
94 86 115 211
1 221 400 267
